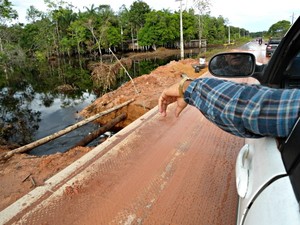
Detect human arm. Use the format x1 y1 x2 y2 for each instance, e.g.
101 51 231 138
158 78 192 117
159 77 300 138
184 78 300 138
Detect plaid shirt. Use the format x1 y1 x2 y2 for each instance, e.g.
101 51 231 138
184 78 300 138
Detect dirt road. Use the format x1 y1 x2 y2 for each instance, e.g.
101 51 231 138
4 103 244 225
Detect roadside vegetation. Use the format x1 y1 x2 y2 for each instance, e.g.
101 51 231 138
0 0 291 86
0 0 288 67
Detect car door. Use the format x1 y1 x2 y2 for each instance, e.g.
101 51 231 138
236 16 300 225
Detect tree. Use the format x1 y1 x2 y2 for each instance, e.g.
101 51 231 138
0 0 17 23
0 24 26 80
0 0 18 52
268 20 291 38
68 19 86 58
128 0 151 50
20 18 54 59
97 5 121 50
182 9 197 42
26 5 43 23
81 5 116 61
0 1 21 80
205 16 227 44
193 0 211 48
51 7 77 56
117 5 131 52
138 10 177 48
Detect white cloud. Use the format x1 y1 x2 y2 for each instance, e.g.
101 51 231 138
210 0 299 31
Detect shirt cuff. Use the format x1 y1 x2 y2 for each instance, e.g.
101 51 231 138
184 78 202 103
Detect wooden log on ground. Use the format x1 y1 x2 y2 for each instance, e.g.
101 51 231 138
72 113 127 148
0 99 134 162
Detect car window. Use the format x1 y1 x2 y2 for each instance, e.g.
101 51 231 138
269 40 281 44
280 52 300 203
282 50 300 88
280 116 300 202
285 52 300 75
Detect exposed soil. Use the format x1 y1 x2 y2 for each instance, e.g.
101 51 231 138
80 57 204 128
0 52 207 211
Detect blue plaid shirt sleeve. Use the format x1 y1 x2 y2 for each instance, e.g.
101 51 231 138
184 78 300 138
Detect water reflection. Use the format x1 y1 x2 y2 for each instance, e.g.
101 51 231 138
29 92 97 155
0 51 201 155
0 86 41 145
0 85 97 155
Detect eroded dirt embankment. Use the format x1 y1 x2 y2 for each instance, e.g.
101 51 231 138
80 58 205 128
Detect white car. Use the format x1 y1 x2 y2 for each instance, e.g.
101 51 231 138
208 16 300 225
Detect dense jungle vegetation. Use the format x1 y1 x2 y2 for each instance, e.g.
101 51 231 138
0 0 250 75
0 0 291 88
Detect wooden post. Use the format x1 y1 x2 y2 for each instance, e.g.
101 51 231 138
0 99 134 162
72 113 126 148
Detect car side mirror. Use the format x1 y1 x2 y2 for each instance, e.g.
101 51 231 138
209 52 256 77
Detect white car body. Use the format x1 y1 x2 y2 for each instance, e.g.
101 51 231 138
236 138 300 225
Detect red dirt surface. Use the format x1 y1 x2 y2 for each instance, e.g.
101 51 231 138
8 105 243 225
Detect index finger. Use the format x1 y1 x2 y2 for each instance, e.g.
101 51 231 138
158 92 168 116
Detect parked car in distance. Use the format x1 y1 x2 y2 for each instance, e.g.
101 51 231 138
265 39 281 57
209 16 300 225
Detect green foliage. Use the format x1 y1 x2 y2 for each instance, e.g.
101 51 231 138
0 0 291 75
107 26 121 47
26 5 43 23
138 10 177 46
0 0 17 22
128 0 151 28
182 10 197 41
268 20 291 38
1 0 261 61
205 16 226 44
0 86 41 145
34 51 47 62
20 23 40 51
68 19 86 54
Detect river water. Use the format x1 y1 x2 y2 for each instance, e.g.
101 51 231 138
1 53 201 155
28 92 98 155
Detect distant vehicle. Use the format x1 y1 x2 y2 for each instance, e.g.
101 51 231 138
266 39 281 57
209 16 300 225
258 37 263 45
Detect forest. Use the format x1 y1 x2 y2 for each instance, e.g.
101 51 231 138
0 1 251 71
0 0 292 80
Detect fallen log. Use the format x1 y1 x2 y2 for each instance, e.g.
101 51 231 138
0 99 134 162
72 113 127 148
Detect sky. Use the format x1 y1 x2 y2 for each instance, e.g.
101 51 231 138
10 0 300 32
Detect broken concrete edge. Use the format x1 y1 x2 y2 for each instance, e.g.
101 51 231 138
0 105 161 224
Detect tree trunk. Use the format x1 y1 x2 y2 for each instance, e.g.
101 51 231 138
198 14 202 49
0 37 3 52
131 27 135 51
0 99 134 162
72 113 127 148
